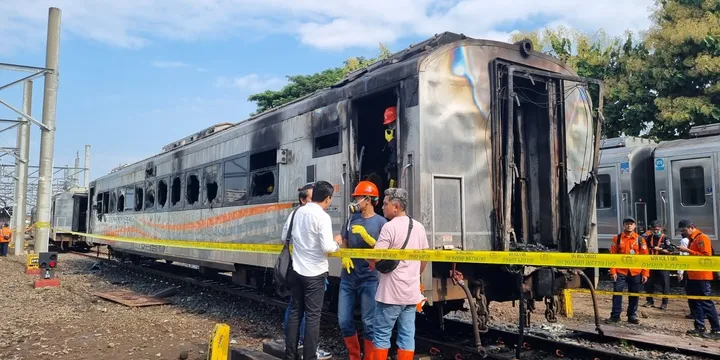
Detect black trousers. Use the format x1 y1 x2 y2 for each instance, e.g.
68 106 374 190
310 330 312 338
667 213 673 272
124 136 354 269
285 269 327 360
0 242 8 256
645 270 670 305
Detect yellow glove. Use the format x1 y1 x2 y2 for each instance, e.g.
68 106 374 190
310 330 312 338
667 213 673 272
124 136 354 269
341 257 354 274
351 225 376 247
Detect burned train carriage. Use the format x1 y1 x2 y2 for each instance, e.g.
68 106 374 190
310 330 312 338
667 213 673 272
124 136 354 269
87 33 601 324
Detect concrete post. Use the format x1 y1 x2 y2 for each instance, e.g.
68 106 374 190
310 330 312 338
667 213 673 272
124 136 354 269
84 145 90 187
33 7 61 253
14 81 31 255
73 151 80 187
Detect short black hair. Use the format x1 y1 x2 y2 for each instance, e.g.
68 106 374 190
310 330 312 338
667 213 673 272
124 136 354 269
311 180 334 203
298 182 314 202
649 220 662 228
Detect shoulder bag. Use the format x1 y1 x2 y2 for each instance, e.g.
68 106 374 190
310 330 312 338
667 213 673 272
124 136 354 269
375 216 413 274
274 208 299 288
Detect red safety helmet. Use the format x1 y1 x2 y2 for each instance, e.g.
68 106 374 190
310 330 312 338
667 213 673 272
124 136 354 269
383 106 397 125
352 180 379 198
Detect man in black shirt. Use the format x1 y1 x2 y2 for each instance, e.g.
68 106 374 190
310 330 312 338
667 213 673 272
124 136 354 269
642 220 673 310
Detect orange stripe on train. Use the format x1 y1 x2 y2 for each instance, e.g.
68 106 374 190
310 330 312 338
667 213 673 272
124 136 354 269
135 202 293 231
103 227 153 238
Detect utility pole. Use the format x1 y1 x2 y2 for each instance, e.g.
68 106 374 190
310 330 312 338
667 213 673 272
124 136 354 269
13 81 31 255
84 145 90 187
73 151 80 187
33 7 61 253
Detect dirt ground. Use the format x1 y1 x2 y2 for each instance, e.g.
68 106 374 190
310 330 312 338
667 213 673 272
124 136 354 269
0 253 344 360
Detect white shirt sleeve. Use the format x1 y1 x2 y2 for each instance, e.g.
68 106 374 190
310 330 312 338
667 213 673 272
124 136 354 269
319 213 339 253
280 211 293 242
678 237 690 275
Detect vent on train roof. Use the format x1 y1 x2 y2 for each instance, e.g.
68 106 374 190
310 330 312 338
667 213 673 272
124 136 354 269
689 124 720 138
161 123 234 153
600 136 654 149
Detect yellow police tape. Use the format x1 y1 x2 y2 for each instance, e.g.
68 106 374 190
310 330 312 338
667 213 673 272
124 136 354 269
63 230 720 272
562 288 720 318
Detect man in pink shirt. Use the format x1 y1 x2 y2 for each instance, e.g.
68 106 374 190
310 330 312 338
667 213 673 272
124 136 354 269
371 188 429 360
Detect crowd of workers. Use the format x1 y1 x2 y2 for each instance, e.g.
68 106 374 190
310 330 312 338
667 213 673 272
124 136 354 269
607 217 719 339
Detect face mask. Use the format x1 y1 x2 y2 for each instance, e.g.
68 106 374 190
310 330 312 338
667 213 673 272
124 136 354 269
654 230 662 236
349 198 367 214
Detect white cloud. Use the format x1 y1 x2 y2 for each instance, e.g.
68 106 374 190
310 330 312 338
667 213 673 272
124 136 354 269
214 74 287 92
195 67 209 73
151 61 189 68
0 0 656 54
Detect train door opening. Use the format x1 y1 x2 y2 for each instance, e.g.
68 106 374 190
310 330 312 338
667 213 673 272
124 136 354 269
596 166 620 250
494 64 566 250
352 88 398 215
670 157 717 239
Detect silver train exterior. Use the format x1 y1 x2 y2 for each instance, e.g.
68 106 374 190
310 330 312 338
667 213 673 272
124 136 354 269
596 124 720 253
50 186 89 249
85 33 602 315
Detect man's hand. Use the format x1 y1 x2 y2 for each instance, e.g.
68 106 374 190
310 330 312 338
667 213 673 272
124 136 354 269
341 258 354 274
352 225 377 247
641 276 648 284
678 246 689 252
416 283 426 313
334 234 343 245
678 273 684 281
611 274 617 282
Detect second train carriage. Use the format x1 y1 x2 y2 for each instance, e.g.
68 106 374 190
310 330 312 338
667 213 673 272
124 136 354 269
50 186 89 249
86 33 603 329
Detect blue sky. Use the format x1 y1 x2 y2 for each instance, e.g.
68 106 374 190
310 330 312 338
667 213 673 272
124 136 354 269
0 0 655 182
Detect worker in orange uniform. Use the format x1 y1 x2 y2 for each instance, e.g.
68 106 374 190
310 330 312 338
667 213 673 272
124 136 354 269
606 217 648 324
338 181 387 360
676 219 720 339
0 223 11 256
642 220 672 310
382 106 398 189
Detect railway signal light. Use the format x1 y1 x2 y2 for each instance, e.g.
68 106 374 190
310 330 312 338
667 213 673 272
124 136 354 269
34 252 60 288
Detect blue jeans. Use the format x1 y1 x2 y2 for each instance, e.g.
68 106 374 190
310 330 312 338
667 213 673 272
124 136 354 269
687 279 720 331
610 274 641 319
284 278 328 344
372 302 416 351
338 279 377 340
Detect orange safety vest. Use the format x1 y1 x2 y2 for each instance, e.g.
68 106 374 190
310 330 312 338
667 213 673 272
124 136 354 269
685 229 714 281
644 232 668 255
0 227 11 243
609 231 649 277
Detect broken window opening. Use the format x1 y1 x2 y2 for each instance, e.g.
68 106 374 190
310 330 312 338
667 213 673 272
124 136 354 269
171 176 182 206
145 181 156 209
135 186 144 211
250 171 275 197
314 130 341 158
109 192 117 213
102 192 110 214
186 174 200 205
157 179 168 209
250 149 276 171
204 164 220 205
117 190 125 213
125 187 135 211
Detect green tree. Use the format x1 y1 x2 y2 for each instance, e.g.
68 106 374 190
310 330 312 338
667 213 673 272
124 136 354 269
646 0 720 139
248 43 392 114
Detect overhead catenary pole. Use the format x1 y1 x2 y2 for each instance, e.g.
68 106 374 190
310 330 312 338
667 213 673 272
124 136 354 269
14 81 32 255
73 151 79 187
33 7 61 253
84 145 90 187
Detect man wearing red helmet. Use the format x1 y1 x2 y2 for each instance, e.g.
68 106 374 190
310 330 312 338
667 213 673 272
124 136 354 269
338 181 387 360
382 106 398 189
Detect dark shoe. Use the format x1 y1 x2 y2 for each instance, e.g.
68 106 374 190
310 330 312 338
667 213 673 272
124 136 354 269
605 317 620 324
685 313 694 319
657 304 668 310
642 301 654 308
687 328 706 337
705 330 720 340
628 317 640 324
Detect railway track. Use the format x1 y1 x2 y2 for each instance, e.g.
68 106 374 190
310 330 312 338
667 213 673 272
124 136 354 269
67 249 716 360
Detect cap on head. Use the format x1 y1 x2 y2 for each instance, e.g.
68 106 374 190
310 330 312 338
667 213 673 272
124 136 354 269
676 219 693 231
649 220 662 228
623 217 636 224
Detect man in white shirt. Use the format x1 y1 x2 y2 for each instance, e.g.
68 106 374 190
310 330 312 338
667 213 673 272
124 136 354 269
284 180 341 360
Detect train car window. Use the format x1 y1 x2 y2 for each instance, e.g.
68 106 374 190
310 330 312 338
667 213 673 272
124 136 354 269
145 180 156 210
171 176 182 207
250 171 275 198
680 166 705 206
117 189 125 212
226 156 248 173
224 156 249 204
109 192 117 213
157 179 168 209
204 164 221 205
313 128 342 158
95 193 103 215
135 184 145 211
250 150 275 171
125 187 135 211
596 174 612 209
248 149 277 202
186 173 200 206
102 192 110 214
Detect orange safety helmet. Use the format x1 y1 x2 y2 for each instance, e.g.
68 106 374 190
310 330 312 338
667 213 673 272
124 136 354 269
352 180 380 198
383 106 397 125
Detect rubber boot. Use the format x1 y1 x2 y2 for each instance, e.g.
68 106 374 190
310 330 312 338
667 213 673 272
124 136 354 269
343 335 361 360
396 349 414 360
373 347 389 360
363 338 374 359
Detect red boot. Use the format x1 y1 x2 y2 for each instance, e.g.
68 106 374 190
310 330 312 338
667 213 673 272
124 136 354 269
397 349 414 360
344 335 361 360
373 347 389 360
363 338 375 359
